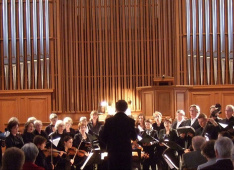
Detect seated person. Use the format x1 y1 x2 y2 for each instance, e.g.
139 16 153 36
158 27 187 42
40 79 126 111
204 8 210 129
202 137 233 170
1 147 25 170
197 140 216 170
22 143 45 170
181 136 207 170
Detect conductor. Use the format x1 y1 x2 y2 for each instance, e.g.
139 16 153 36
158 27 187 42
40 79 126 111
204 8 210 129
100 100 137 170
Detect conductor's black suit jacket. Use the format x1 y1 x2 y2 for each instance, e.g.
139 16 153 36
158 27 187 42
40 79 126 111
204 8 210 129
100 112 137 170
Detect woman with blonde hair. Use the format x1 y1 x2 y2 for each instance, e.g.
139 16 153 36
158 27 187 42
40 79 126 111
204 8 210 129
63 117 76 138
135 113 146 135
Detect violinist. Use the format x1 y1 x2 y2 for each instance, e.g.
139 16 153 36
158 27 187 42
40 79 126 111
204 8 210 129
55 136 74 170
34 135 54 170
5 117 24 149
22 121 35 143
63 117 76 138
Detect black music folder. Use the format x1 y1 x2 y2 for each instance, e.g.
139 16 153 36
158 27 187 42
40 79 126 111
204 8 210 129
137 135 155 144
176 126 195 134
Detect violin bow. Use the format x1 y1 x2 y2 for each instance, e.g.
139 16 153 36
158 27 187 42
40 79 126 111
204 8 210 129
71 138 84 162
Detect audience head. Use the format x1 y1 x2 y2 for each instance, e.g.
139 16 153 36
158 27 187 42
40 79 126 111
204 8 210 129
49 113 58 125
176 110 185 121
23 121 34 134
197 113 208 128
192 136 206 151
214 137 233 159
116 100 128 112
225 105 234 119
153 111 162 124
34 120 43 132
7 117 19 135
33 135 47 150
201 140 216 159
2 147 25 170
63 117 73 130
189 104 200 119
21 143 39 163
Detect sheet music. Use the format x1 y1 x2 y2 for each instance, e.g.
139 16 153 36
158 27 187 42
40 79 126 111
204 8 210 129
49 137 60 147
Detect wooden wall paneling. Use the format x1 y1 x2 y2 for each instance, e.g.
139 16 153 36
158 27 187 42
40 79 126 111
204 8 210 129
174 89 189 114
0 97 19 131
141 90 154 117
190 92 213 115
155 89 174 117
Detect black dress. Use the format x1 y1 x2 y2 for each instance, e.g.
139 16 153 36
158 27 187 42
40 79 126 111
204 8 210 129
63 128 76 138
22 131 35 143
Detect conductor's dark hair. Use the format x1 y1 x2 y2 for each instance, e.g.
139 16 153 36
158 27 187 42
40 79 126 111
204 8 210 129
116 100 128 112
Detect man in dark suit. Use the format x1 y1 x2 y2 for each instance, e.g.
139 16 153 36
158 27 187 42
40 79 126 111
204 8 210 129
201 137 233 170
219 105 234 130
184 104 201 130
100 100 137 170
171 109 186 129
181 136 207 170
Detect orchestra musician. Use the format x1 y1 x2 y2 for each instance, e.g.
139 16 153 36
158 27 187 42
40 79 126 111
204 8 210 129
73 122 92 170
34 135 54 170
55 136 74 170
5 117 24 149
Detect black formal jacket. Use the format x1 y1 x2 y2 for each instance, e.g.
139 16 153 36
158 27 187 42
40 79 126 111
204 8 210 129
201 159 233 170
184 118 201 130
219 116 234 131
100 112 137 153
171 120 187 129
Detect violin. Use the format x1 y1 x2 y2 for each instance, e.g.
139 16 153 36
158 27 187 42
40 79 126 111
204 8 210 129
42 148 62 157
67 147 88 157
